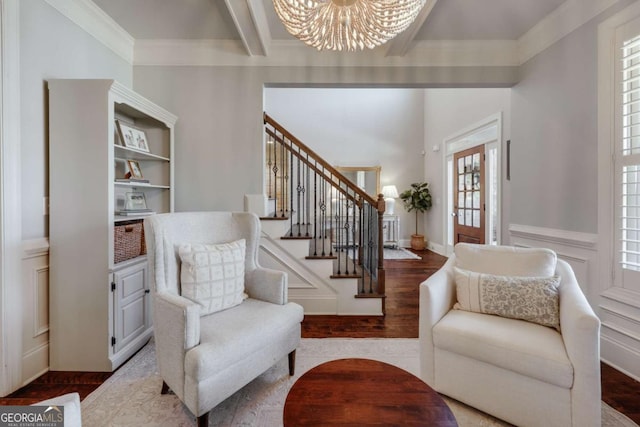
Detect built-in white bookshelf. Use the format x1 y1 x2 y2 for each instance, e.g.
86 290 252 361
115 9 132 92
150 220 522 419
48 79 177 371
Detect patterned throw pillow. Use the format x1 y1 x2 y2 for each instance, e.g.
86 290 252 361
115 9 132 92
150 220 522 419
179 239 247 316
454 267 561 331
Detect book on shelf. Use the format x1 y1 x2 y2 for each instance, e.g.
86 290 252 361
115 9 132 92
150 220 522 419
115 178 150 184
115 209 156 216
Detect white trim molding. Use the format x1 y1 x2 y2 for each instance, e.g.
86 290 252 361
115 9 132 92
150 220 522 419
134 38 519 68
0 0 23 396
44 0 134 64
518 0 620 65
38 0 620 68
22 238 50 260
597 0 640 383
508 223 599 307
508 224 598 250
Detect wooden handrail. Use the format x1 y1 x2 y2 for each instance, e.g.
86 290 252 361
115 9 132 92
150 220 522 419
264 111 386 307
264 113 382 211
265 128 363 207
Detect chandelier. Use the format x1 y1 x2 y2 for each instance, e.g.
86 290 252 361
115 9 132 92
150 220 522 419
272 0 426 52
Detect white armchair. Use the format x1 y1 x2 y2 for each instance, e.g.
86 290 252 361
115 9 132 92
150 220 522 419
419 243 601 427
144 212 304 427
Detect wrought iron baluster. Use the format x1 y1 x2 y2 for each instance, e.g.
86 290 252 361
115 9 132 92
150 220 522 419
296 153 302 236
306 154 310 237
280 135 286 217
289 145 294 235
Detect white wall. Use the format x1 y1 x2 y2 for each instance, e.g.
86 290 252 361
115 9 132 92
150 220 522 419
20 0 131 240
423 89 512 249
264 87 425 243
133 65 517 217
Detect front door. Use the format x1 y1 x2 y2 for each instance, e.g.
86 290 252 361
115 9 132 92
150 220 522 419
453 145 485 244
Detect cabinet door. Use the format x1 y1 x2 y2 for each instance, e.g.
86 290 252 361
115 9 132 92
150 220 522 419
112 261 149 354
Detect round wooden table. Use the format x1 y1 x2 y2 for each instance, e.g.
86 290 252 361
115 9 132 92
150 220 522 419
283 358 458 426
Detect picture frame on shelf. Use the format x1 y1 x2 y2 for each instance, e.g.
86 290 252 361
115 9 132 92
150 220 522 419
126 160 143 179
125 192 148 211
115 120 150 153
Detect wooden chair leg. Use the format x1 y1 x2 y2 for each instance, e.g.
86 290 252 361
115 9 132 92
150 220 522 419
288 349 296 376
161 381 170 395
197 411 209 427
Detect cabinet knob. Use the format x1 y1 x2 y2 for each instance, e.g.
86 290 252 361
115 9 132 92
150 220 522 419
144 289 150 294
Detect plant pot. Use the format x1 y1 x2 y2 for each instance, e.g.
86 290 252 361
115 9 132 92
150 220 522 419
410 234 425 251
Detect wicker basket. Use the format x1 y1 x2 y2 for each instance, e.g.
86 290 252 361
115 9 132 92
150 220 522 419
114 219 146 263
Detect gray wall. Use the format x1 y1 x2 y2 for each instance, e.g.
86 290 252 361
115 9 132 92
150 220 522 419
21 0 132 240
423 89 512 247
510 1 634 234
511 23 597 233
133 66 517 218
265 87 425 242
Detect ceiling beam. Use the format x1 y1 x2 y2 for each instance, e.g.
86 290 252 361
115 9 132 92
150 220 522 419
385 0 438 57
224 0 272 56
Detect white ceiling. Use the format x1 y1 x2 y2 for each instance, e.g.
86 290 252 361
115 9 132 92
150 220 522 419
91 0 567 56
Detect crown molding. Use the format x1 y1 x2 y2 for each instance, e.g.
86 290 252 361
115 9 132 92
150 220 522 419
44 0 622 69
518 0 620 65
44 0 134 64
385 0 439 57
134 38 518 67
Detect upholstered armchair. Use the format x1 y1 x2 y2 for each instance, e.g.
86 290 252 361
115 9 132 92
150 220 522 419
144 212 304 427
419 243 601 427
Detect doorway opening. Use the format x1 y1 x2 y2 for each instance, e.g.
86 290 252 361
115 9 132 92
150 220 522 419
443 113 502 254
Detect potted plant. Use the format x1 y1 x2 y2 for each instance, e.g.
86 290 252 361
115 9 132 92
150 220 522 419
399 182 432 250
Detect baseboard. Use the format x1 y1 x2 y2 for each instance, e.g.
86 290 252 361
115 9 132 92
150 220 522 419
21 343 49 387
426 241 446 256
601 335 640 382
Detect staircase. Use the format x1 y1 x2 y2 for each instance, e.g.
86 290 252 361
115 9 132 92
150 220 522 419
258 113 386 316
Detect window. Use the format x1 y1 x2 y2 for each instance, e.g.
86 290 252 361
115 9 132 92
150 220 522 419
615 24 640 290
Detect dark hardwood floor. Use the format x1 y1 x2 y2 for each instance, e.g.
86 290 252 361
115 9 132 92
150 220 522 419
2 248 639 425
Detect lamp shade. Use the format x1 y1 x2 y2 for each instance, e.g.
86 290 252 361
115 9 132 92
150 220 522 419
381 185 399 198
382 185 399 214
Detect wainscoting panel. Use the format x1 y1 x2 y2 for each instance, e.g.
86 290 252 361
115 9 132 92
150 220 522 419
508 224 598 305
21 239 50 386
509 224 640 381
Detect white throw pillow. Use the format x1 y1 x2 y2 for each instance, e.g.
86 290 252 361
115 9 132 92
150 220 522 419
179 239 247 316
32 392 82 427
454 267 561 331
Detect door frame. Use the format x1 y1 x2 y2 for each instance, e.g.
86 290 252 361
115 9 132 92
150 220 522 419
0 0 23 395
442 113 503 255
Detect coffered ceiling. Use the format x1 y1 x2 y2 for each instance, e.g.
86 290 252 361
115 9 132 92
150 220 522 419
91 0 567 57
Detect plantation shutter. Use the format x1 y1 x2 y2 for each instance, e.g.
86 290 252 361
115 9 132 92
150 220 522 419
616 29 640 290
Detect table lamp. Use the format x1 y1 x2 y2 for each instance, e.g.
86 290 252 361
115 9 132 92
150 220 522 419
381 185 399 215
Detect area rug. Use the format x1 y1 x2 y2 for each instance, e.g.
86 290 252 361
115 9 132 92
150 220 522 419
81 338 637 427
383 247 421 260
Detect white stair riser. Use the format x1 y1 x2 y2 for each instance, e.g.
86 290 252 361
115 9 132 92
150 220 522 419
259 219 383 316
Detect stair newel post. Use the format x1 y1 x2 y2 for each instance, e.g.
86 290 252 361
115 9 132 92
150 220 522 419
367 203 374 293
377 194 386 302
